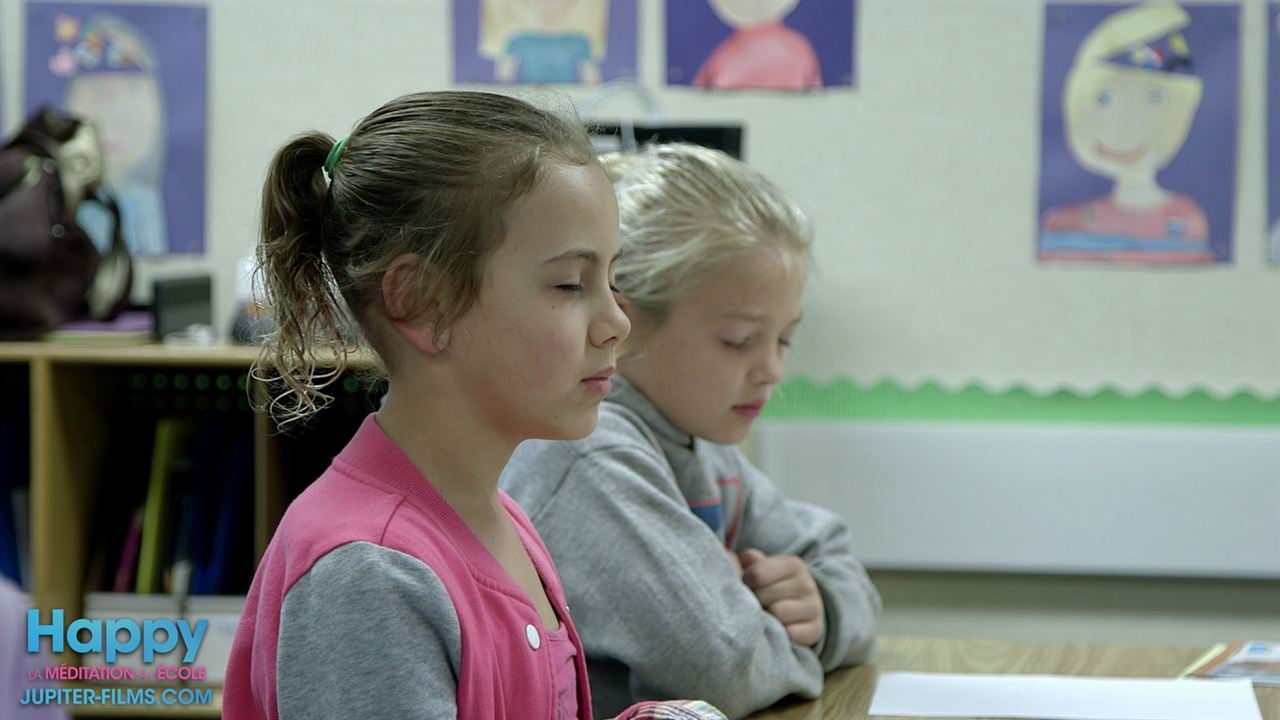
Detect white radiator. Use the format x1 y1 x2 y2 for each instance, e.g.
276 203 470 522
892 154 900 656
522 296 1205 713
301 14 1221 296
752 421 1280 579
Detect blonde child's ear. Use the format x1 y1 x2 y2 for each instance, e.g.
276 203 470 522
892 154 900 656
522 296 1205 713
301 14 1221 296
382 254 449 354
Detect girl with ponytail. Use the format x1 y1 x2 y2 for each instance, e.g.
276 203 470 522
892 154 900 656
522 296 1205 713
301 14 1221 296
224 91 723 720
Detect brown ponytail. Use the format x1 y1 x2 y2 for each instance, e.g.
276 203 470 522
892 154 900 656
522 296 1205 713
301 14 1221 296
253 131 356 427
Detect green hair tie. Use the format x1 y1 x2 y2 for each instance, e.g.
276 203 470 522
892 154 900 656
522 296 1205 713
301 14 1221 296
324 136 349 178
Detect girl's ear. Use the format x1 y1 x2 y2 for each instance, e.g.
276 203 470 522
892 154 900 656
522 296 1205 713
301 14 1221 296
382 254 449 354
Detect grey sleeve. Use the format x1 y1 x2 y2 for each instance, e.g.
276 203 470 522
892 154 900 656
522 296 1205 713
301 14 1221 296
276 542 460 720
732 457 881 671
532 448 823 720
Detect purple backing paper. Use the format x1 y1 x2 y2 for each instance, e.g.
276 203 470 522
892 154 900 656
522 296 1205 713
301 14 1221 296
453 0 637 84
666 0 855 88
24 2 207 256
1038 3 1239 264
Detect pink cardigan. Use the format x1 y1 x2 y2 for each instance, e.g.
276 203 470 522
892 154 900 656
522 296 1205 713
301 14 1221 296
223 414 593 720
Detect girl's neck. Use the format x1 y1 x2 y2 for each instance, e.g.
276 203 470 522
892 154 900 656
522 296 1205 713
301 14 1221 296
1111 171 1168 209
376 382 514 522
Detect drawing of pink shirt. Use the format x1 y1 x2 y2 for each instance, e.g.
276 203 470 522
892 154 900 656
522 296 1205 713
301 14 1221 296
693 21 822 90
1042 193 1208 239
1040 193 1214 263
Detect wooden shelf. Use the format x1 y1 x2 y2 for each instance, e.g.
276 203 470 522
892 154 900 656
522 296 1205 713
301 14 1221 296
0 343 262 365
3 342 378 719
0 342 377 368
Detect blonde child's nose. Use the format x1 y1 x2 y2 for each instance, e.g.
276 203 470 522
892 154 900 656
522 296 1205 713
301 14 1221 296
754 348 784 385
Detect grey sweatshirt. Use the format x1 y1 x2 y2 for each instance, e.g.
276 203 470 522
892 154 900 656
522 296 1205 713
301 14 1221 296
500 375 881 719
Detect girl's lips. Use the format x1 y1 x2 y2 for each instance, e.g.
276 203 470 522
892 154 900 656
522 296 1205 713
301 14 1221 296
581 365 613 395
732 404 762 418
583 366 614 382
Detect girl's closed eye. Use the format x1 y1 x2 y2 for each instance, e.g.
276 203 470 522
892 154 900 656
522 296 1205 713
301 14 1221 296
558 273 620 294
720 337 750 350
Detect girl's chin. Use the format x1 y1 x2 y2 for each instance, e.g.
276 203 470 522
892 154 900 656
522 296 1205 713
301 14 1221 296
531 417 599 443
704 425 752 446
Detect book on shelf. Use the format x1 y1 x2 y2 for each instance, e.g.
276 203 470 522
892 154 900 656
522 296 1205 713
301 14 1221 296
1183 640 1280 686
41 310 154 346
136 417 197 594
84 419 155 592
0 417 25 586
12 488 29 590
196 427 253 595
83 413 255 598
161 435 201 596
168 493 197 596
112 509 144 593
174 419 227 596
0 491 20 587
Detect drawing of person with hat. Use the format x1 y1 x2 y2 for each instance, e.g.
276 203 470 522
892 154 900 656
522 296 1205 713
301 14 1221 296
1040 0 1214 264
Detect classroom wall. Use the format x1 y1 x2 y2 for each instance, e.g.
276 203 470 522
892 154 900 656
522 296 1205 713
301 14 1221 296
2 0 1275 400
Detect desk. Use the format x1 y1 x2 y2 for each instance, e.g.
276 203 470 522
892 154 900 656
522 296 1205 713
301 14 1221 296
749 636 1280 720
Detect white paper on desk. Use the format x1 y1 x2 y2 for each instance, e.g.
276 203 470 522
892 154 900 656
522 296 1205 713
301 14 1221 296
869 672 1261 720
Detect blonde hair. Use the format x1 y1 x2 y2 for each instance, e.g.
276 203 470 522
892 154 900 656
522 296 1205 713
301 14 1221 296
255 91 595 427
1063 1 1202 171
602 143 811 320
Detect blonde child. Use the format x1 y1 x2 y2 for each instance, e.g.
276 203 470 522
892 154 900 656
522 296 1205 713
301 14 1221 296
501 143 881 719
224 93 724 720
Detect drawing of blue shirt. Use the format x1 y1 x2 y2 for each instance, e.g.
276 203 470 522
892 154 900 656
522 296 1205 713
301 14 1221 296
505 33 592 83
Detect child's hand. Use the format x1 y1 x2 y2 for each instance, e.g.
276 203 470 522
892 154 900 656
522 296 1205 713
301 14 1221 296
726 547 743 577
738 548 825 647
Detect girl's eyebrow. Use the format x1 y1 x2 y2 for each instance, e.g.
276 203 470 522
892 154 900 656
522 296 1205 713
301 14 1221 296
544 249 623 266
722 310 806 326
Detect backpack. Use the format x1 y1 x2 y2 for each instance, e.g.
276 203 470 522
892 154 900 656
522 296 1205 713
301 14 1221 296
0 106 132 340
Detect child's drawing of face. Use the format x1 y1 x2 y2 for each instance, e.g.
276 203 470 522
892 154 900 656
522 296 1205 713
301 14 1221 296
66 72 162 186
707 0 801 29
1065 66 1201 179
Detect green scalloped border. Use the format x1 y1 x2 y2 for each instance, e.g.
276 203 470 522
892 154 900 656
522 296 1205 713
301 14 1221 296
760 378 1280 426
